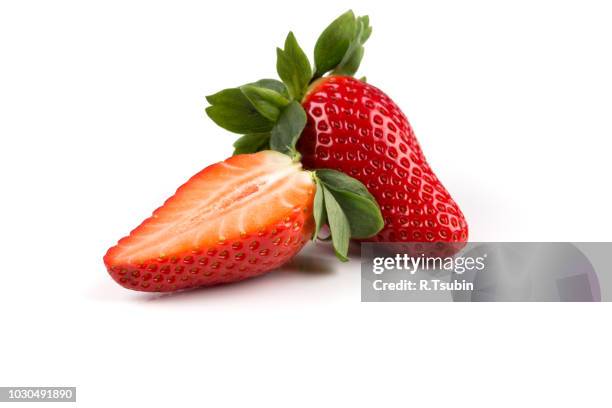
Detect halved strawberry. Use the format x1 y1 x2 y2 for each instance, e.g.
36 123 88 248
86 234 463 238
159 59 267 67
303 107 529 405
104 151 315 292
104 150 383 292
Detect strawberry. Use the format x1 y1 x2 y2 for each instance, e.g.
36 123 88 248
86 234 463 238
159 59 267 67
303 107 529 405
104 151 383 292
298 76 468 245
205 10 468 250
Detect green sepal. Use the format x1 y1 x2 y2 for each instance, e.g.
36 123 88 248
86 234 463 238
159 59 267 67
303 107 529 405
313 169 384 260
205 79 290 134
313 10 371 78
333 15 371 76
239 85 290 122
312 177 326 240
232 133 270 155
316 169 377 203
325 187 383 239
314 10 356 78
269 101 307 156
322 185 350 262
249 79 289 98
276 32 312 101
205 88 274 134
317 169 383 239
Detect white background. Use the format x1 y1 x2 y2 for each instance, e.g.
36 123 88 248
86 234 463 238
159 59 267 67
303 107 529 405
1 0 611 406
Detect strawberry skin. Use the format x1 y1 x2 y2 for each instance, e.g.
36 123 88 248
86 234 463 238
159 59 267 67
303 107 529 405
104 151 315 292
298 76 468 245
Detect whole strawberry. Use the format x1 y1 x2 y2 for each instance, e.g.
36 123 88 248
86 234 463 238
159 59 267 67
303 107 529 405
299 75 467 245
206 11 468 249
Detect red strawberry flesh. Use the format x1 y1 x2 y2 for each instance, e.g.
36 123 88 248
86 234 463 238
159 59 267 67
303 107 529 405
104 151 315 292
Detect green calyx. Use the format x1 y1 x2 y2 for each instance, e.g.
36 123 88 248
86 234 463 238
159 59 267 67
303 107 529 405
205 11 380 260
313 170 384 261
205 10 371 156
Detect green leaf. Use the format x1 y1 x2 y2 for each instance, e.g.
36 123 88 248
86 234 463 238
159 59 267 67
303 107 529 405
317 169 383 239
333 15 372 76
312 177 325 240
316 169 376 201
276 32 312 101
313 10 356 77
232 133 270 155
328 190 383 238
269 101 307 156
205 88 273 134
313 11 372 78
322 185 350 261
358 15 372 43
249 79 289 98
239 85 290 121
334 45 364 77
312 170 383 259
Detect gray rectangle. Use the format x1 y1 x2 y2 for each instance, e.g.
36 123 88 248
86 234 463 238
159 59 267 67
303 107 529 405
361 242 610 302
0 387 76 403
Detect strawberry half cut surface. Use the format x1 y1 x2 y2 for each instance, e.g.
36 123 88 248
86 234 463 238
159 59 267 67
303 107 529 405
104 151 383 292
205 10 469 252
105 151 315 292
